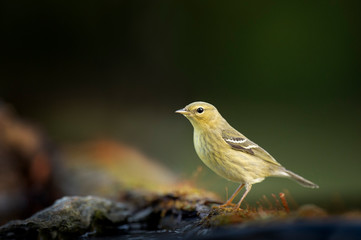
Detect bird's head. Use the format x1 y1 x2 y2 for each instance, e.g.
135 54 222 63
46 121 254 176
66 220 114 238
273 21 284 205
176 101 223 129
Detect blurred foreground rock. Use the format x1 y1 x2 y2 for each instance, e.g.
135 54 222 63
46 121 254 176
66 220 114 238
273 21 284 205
194 220 361 240
2 193 361 240
0 191 219 240
0 196 130 240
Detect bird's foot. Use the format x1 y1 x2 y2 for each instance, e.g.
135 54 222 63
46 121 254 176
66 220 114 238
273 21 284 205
233 206 242 210
218 202 236 208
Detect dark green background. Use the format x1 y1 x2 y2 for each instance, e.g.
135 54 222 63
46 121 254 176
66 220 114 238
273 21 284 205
1 1 360 208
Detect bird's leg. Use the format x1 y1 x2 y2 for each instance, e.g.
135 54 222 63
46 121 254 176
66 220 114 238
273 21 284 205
235 184 252 209
220 183 245 207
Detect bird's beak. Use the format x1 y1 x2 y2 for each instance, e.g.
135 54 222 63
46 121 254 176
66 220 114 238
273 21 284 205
175 108 189 115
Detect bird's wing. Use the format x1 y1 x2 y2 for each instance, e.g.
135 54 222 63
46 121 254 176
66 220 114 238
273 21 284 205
221 129 281 166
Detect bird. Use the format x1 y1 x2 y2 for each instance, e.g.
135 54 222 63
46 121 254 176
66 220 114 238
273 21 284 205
176 101 318 209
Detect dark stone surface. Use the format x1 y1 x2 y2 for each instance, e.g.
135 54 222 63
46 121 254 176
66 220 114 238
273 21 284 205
2 194 361 240
0 192 215 240
0 196 131 240
192 219 361 240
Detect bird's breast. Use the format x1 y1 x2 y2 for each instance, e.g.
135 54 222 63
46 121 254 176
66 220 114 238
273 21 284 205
192 129 266 183
193 130 233 178
193 130 216 164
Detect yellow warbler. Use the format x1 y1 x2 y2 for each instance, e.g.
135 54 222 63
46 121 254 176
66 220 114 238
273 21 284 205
176 101 318 208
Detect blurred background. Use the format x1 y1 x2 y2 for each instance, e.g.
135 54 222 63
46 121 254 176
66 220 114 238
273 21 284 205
1 0 361 223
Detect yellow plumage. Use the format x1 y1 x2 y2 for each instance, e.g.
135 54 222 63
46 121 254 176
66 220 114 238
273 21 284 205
176 101 318 208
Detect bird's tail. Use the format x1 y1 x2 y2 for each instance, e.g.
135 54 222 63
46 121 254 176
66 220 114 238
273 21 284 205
280 169 319 189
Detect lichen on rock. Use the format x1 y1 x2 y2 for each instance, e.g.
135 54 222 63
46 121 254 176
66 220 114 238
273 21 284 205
0 196 131 239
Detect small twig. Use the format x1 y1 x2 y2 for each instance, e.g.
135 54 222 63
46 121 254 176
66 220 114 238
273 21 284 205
283 189 299 209
279 192 290 213
271 193 282 210
225 186 228 201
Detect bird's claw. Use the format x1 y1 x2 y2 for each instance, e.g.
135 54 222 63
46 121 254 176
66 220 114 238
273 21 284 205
218 202 236 208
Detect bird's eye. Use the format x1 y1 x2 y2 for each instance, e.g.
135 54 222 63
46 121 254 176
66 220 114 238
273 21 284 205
197 107 204 113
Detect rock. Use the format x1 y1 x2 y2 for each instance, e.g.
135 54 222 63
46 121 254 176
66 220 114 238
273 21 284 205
2 192 361 240
191 220 361 240
0 196 131 240
0 189 220 240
